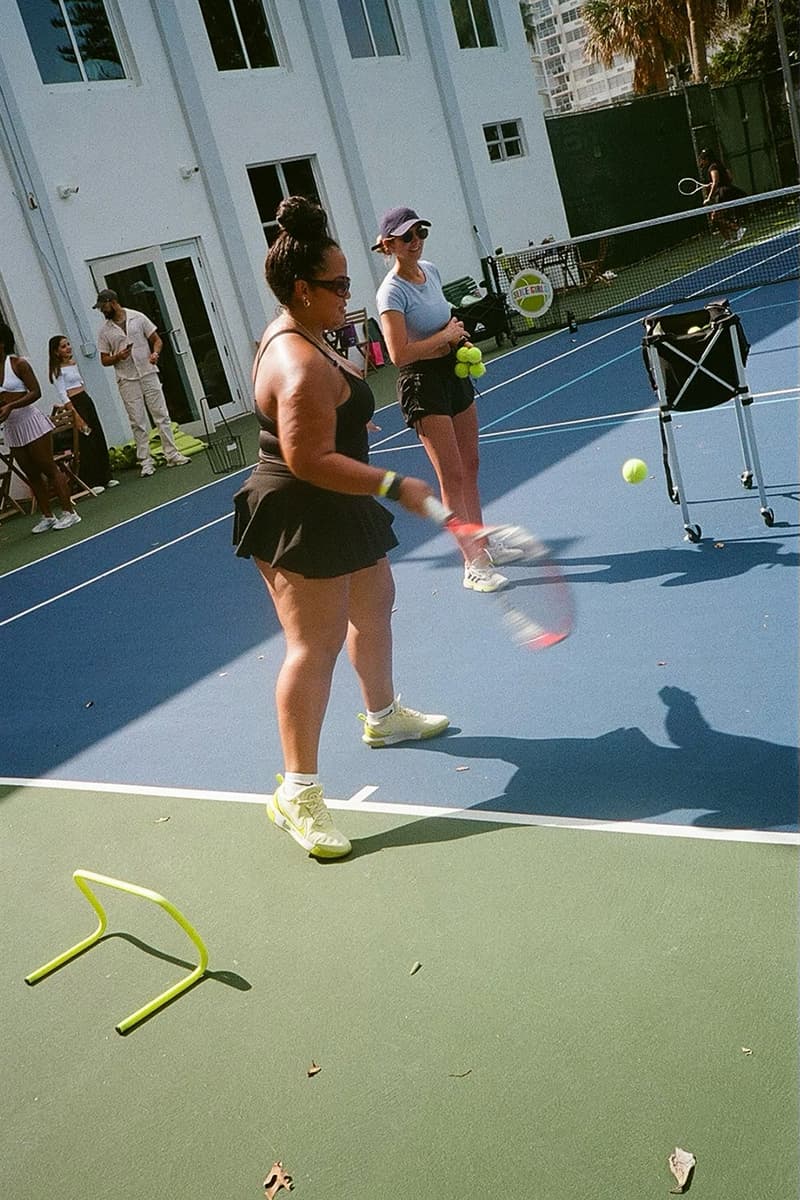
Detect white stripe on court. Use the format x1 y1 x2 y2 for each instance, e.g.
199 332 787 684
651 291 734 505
1 776 797 847
0 513 231 628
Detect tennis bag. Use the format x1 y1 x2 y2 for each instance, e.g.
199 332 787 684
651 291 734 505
642 300 750 499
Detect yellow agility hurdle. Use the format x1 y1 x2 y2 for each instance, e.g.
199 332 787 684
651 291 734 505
25 870 209 1034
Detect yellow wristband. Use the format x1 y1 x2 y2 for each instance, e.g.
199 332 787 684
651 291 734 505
377 471 396 498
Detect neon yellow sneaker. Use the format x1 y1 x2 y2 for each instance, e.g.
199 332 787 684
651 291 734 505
359 699 450 748
266 777 351 858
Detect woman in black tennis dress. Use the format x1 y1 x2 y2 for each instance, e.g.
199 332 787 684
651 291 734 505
233 196 449 860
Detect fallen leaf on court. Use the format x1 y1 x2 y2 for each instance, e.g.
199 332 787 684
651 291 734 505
154 816 170 824
83 700 94 708
263 1162 293 1197
657 661 667 667
741 1046 753 1055
257 654 265 660
714 541 725 548
307 1061 322 1077
668 1147 696 1193
455 765 470 772
410 961 422 975
448 1069 472 1078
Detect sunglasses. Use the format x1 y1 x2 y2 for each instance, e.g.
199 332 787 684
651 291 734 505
393 225 429 244
306 276 351 297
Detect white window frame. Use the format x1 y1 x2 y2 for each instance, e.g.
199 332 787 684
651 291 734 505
483 120 526 163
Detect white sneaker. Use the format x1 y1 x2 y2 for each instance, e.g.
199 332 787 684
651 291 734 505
487 534 524 565
32 516 57 534
167 453 191 466
360 699 450 747
107 479 121 488
735 226 746 242
266 778 351 858
91 486 105 495
140 462 156 477
463 561 507 592
53 511 81 530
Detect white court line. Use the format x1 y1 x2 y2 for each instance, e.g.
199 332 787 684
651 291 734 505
0 513 231 629
1 777 797 847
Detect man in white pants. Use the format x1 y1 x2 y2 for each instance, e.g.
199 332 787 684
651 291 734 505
95 289 191 478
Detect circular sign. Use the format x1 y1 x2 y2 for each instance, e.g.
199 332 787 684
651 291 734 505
508 269 554 318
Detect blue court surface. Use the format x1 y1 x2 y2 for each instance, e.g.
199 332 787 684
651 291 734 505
3 283 798 840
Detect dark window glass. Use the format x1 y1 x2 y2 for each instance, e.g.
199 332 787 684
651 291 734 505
338 0 399 58
282 160 320 203
248 159 321 245
365 0 399 56
18 0 124 84
338 0 374 58
471 0 497 46
450 0 497 49
233 0 279 67
199 0 279 71
248 164 283 223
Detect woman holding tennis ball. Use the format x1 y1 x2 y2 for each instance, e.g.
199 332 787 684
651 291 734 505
373 207 515 593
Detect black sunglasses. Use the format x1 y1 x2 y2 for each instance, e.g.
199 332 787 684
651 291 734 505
306 276 351 297
394 225 429 244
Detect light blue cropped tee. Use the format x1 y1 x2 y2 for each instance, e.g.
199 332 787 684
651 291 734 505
375 261 451 341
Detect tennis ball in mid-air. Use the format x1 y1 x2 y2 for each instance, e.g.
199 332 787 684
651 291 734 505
454 362 470 378
466 346 482 363
456 345 472 363
469 362 486 378
622 458 648 484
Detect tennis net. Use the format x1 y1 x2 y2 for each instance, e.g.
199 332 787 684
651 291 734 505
493 185 799 334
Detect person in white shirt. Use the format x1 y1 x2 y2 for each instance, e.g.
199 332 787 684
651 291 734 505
94 289 190 478
0 320 80 533
48 334 119 493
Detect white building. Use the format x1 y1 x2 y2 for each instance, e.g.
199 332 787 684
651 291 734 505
521 0 635 114
0 0 567 444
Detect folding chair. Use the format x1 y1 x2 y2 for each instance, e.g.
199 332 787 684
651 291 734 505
328 308 379 373
642 299 774 542
35 406 96 509
0 447 30 520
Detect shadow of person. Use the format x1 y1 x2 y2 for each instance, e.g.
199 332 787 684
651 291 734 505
344 812 513 860
391 688 797 833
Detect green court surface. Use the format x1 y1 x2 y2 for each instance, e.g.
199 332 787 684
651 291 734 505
3 781 797 1200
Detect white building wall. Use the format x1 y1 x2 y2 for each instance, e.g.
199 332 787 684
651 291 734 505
0 0 567 442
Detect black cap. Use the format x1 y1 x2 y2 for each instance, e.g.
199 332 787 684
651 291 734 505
93 288 118 308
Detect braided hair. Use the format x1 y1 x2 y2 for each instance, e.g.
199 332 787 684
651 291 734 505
265 196 338 306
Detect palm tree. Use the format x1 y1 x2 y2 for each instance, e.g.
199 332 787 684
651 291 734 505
583 0 687 92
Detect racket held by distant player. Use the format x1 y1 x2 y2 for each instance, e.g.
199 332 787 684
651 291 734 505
677 177 708 196
423 497 573 651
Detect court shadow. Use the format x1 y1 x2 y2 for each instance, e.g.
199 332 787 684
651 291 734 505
554 534 799 587
344 814 513 860
399 687 798 832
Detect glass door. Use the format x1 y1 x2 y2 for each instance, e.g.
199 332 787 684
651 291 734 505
90 244 245 436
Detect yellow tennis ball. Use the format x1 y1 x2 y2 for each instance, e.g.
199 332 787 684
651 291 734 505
468 362 486 378
466 346 482 363
686 325 703 334
454 362 470 378
456 346 471 363
622 458 648 484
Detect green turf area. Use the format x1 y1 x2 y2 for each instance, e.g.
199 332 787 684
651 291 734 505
3 782 797 1200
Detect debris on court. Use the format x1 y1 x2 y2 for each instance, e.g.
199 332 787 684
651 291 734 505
714 541 725 548
83 700 94 708
657 661 667 667
410 961 422 975
307 1060 322 1077
154 816 170 824
448 1069 472 1078
741 1046 753 1055
263 1161 293 1196
668 1146 696 1193
455 765 470 772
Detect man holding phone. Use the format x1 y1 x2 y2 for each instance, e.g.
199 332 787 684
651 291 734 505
95 288 190 477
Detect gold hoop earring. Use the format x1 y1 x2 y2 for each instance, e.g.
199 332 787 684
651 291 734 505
303 296 311 308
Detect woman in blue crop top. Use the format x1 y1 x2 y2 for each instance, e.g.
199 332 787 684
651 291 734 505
373 207 518 595
233 196 449 860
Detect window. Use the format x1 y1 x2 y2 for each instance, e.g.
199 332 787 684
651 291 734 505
337 0 399 58
199 0 279 70
18 0 125 84
483 121 525 163
450 0 497 49
248 159 322 245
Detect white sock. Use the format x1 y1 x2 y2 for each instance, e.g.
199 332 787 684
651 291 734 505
367 700 395 723
282 772 320 799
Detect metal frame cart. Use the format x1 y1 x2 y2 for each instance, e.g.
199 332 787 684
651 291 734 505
642 300 774 542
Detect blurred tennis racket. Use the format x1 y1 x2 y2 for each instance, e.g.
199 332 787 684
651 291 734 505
424 497 573 651
677 177 707 196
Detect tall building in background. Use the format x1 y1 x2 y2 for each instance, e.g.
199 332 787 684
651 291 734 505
521 0 635 113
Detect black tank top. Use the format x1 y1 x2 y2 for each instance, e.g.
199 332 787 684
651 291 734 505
254 329 374 464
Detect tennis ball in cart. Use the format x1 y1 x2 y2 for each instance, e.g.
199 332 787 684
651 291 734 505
622 458 648 484
454 362 470 378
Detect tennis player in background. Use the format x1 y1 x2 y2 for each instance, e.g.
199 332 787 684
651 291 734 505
698 148 747 244
373 206 521 594
233 196 449 861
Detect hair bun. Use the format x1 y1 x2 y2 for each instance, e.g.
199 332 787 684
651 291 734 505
277 196 329 242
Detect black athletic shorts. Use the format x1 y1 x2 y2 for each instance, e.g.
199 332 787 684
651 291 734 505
397 353 474 429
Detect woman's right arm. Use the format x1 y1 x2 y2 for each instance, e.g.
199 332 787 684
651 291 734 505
380 309 466 367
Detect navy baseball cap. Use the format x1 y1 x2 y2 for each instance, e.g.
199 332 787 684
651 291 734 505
371 207 430 250
93 288 118 308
